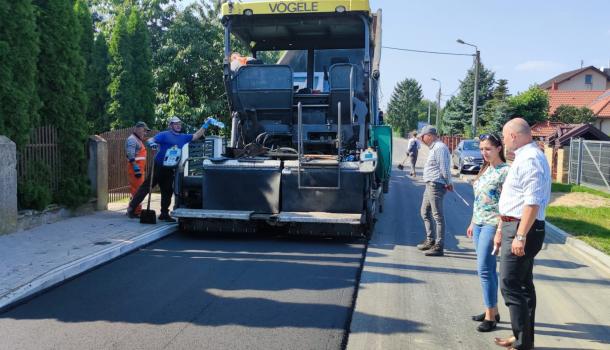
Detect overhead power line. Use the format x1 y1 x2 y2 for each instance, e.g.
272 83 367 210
383 46 474 57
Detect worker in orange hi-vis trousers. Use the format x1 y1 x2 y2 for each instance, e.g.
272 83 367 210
125 121 151 218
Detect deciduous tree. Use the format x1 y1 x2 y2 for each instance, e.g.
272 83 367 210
509 86 549 125
550 105 595 124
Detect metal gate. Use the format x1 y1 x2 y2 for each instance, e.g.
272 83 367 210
569 138 610 192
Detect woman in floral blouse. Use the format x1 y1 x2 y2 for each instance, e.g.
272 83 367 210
466 133 509 332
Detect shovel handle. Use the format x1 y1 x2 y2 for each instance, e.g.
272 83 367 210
146 150 156 211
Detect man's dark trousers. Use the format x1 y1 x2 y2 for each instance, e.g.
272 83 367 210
500 220 545 350
129 163 175 215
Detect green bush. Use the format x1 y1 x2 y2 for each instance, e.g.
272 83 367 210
17 160 53 211
54 177 92 209
18 179 53 211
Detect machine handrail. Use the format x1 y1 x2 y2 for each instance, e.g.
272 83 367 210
298 101 342 190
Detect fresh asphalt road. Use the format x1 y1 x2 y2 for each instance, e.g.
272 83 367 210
2 137 609 350
348 137 610 350
0 234 366 350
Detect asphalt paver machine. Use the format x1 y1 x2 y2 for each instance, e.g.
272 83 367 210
172 0 391 238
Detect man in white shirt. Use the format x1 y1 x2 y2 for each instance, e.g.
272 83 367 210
417 125 453 256
494 118 551 350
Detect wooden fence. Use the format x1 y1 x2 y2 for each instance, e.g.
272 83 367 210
18 126 61 194
441 135 463 152
99 127 158 203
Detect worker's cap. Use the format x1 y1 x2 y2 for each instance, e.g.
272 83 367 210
135 121 151 131
420 125 437 136
168 116 182 125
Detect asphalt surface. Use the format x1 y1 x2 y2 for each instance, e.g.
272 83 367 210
2 137 609 350
0 234 366 350
348 137 610 350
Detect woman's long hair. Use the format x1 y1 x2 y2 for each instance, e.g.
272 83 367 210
476 134 506 180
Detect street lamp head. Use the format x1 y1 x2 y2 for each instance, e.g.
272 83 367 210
456 39 465 44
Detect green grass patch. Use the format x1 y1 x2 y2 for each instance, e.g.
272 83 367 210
546 206 610 255
551 183 610 199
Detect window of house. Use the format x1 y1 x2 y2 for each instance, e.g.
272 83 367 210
585 74 593 85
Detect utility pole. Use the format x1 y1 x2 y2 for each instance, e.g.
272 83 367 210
472 49 480 138
457 39 480 138
427 101 431 124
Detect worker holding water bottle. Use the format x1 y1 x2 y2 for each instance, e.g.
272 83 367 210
127 116 223 221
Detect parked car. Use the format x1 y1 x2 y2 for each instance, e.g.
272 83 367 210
452 140 483 174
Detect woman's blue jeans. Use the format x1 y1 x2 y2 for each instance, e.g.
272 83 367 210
473 224 499 308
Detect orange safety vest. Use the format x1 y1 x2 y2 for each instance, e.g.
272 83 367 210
127 135 147 213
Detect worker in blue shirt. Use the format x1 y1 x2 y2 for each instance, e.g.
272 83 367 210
127 116 208 221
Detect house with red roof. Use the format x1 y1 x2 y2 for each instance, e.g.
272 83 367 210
547 89 610 134
540 66 610 91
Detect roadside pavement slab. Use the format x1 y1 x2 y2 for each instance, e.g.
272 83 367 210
347 138 610 350
0 194 176 311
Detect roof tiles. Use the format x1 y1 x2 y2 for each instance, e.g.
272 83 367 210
547 90 610 118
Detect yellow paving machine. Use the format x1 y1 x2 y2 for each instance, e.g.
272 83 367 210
172 0 391 238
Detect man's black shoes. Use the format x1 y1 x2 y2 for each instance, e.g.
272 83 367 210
424 244 444 256
158 213 176 222
417 239 435 251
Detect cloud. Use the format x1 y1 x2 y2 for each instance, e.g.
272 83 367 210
514 60 568 72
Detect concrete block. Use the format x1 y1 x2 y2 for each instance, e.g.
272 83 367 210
0 136 17 234
88 135 108 211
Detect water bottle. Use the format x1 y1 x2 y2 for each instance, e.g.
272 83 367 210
203 117 225 129
163 145 181 168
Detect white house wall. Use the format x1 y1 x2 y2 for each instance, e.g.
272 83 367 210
596 119 610 135
558 70 609 90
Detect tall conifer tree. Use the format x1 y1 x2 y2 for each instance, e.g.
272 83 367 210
74 0 97 132
127 8 155 126
90 32 111 133
35 0 90 207
107 10 135 128
386 78 423 135
0 0 39 148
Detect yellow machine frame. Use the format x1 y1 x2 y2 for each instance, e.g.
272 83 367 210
221 0 370 17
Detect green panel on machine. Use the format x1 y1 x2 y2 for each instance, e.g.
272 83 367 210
370 125 392 182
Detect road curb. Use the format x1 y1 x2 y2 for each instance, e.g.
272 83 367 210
545 221 610 276
0 224 176 312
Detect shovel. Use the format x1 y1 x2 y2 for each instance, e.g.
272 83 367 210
397 156 408 170
140 152 157 224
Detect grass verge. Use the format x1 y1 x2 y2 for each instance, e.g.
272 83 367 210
551 183 610 199
546 206 610 255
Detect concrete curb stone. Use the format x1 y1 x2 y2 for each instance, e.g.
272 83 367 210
0 223 176 312
545 221 610 276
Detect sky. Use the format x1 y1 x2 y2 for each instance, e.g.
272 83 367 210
369 0 610 109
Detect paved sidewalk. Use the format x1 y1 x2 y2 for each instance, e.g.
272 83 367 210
347 138 610 350
0 194 176 311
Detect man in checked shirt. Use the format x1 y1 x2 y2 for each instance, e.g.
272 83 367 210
493 118 551 350
417 125 453 257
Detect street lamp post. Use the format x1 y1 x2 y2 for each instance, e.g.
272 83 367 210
431 78 441 131
457 39 480 138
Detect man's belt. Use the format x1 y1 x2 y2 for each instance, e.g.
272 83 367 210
500 215 520 222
